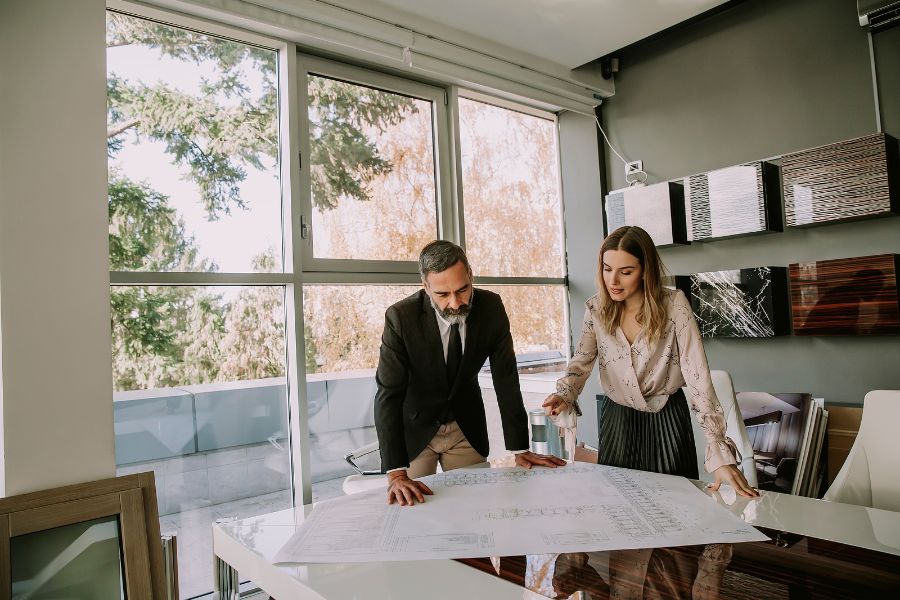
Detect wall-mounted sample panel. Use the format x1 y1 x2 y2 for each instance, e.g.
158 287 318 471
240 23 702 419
605 181 687 246
685 161 782 241
782 133 899 227
690 267 790 338
789 254 900 336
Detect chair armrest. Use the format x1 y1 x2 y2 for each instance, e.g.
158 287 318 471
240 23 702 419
344 441 383 475
823 443 872 507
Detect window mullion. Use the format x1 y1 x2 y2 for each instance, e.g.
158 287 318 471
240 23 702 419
281 43 314 507
444 85 465 246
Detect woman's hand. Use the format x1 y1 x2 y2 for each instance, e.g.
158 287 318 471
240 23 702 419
542 394 567 416
709 464 759 498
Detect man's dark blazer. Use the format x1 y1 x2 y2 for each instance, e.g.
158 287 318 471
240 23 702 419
374 288 529 471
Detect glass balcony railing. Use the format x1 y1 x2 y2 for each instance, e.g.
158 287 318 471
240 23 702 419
114 364 562 598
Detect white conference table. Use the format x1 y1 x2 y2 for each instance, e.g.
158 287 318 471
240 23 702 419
212 477 900 599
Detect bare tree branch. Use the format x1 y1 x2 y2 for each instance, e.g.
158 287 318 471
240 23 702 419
108 118 140 139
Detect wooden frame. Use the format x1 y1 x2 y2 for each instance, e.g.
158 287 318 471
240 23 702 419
0 472 165 600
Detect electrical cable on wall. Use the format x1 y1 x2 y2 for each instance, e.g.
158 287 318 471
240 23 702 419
594 115 647 186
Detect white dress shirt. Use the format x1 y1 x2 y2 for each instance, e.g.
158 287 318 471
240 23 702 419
433 305 467 360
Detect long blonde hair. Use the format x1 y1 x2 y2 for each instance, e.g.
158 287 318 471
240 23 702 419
596 226 669 347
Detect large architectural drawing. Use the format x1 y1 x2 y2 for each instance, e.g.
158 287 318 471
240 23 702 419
273 465 767 564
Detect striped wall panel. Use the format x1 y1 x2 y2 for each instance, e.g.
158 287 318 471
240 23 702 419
685 161 782 241
782 133 900 227
689 267 790 338
604 182 687 247
789 254 900 336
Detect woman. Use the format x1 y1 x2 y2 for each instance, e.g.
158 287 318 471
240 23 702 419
544 226 757 497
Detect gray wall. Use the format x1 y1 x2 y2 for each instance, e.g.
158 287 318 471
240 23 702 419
0 0 115 495
597 0 900 405
559 111 605 445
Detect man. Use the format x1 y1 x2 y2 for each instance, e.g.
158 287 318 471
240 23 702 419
374 240 565 506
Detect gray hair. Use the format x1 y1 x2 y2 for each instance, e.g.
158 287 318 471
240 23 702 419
418 240 471 280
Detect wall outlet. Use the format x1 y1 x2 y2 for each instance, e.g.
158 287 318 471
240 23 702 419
625 160 643 176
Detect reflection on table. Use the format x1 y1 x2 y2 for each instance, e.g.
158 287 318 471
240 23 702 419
460 529 900 599
463 544 734 600
213 479 900 599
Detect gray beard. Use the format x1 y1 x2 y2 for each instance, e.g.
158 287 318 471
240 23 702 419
431 297 471 325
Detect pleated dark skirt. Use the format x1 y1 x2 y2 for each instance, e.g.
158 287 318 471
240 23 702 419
598 389 699 479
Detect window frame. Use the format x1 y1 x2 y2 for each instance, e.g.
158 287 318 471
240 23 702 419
297 55 453 275
105 1 314 511
453 88 569 287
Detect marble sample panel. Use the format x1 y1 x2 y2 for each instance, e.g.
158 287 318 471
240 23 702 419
689 267 789 338
686 161 782 241
782 133 899 226
605 181 687 246
789 254 900 336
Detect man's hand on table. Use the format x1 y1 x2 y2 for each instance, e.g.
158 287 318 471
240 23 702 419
387 470 433 506
515 451 567 469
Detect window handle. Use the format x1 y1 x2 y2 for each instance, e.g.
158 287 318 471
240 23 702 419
300 215 310 239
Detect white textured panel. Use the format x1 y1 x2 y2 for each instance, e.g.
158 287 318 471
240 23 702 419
707 164 766 237
623 183 674 246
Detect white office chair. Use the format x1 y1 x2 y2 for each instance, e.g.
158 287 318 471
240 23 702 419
342 441 389 495
687 370 758 487
823 390 900 511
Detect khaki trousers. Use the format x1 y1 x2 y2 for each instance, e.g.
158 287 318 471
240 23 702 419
406 421 486 479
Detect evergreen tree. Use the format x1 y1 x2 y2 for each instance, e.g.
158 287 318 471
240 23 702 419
107 12 414 389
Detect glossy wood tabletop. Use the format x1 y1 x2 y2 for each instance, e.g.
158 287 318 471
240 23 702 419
458 528 900 599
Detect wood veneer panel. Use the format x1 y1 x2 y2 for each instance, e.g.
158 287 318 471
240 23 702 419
686 161 783 241
120 489 154 600
789 254 900 335
605 181 687 246
0 473 141 514
8 494 121 537
782 133 899 226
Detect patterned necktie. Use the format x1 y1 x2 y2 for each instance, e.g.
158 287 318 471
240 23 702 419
446 322 462 383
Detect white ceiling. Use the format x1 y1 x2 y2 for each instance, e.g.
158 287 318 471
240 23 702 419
323 0 729 69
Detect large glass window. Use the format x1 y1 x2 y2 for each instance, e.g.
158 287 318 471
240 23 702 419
458 96 565 278
303 285 418 500
107 10 571 594
297 57 452 502
308 76 438 262
300 57 449 273
107 12 288 599
479 285 568 364
107 12 282 273
459 96 568 376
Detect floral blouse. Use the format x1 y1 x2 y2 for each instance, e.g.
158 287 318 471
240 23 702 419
556 288 737 473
